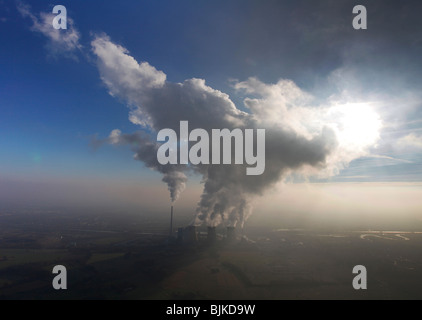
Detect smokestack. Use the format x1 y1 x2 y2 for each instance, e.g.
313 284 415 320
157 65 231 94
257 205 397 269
170 205 174 236
207 226 216 243
227 227 236 242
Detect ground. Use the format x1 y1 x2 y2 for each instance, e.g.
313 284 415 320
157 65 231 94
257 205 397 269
1 210 422 300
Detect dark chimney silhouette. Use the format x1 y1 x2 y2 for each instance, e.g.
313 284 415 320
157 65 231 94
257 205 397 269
169 205 173 236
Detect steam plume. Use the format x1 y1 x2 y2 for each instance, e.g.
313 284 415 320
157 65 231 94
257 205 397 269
91 34 378 227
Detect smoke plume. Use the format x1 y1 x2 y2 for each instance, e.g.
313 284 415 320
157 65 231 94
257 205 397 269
91 34 378 227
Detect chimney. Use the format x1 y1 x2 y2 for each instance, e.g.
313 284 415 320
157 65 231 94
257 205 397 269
207 226 217 243
169 205 173 236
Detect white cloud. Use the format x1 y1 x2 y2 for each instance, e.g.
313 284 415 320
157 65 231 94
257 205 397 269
91 34 382 227
17 1 82 57
397 133 422 150
234 77 382 178
92 35 166 95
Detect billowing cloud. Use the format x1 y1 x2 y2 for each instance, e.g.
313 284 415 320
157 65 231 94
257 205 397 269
91 34 381 228
17 1 81 57
397 133 422 150
102 129 187 203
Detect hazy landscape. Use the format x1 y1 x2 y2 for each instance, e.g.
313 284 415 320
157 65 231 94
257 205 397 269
1 209 422 300
2 0 422 301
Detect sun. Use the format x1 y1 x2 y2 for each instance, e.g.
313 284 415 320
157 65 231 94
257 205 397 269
329 102 382 150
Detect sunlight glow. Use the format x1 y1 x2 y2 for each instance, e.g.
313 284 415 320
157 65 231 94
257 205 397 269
330 103 382 150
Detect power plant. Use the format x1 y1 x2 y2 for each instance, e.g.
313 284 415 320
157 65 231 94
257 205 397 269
169 206 238 245
226 226 236 242
177 225 198 244
207 226 217 243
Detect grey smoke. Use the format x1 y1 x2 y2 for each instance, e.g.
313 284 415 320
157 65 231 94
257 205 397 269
162 171 188 203
91 34 365 228
98 129 187 203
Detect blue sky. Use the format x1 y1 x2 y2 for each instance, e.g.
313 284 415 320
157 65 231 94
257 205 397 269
1 0 422 219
